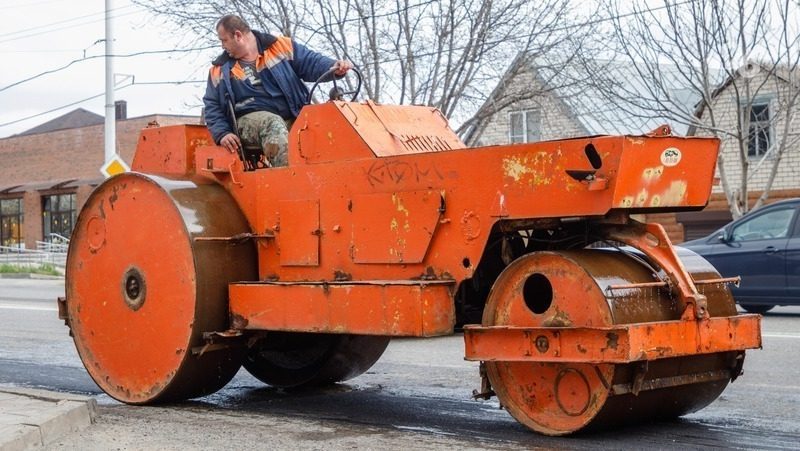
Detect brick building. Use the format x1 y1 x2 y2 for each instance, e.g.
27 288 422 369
0 101 199 250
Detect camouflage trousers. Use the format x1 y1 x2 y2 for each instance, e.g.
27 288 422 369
237 111 294 168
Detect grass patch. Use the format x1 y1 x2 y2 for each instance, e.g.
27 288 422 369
0 263 61 276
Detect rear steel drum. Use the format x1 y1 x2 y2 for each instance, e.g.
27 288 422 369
65 173 257 403
244 333 390 388
483 248 740 435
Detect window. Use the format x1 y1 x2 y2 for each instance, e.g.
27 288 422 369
509 110 541 143
0 198 24 248
746 102 771 158
42 193 76 241
731 207 794 242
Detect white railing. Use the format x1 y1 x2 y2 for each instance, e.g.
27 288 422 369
36 233 70 253
0 240 68 271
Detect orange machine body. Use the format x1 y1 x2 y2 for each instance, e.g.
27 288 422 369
62 99 760 435
133 101 731 337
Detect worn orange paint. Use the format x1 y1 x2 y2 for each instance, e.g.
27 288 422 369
229 280 455 336
171 107 719 289
130 103 729 339
472 248 755 435
65 174 255 403
131 124 211 175
76 100 760 434
463 315 762 363
67 176 195 402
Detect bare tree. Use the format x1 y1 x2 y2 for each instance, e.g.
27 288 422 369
572 0 800 218
133 0 583 135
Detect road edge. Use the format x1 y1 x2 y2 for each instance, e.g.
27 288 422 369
0 387 96 451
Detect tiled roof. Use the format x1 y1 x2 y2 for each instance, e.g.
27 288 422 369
17 108 104 136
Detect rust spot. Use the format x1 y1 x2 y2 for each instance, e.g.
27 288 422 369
231 314 249 329
535 335 550 353
606 332 619 350
419 266 438 280
333 270 352 281
109 187 119 210
577 344 587 354
543 310 572 327
460 211 481 240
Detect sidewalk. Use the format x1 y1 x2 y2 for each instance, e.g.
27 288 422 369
0 387 95 451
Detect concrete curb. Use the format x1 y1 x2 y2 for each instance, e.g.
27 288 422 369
0 387 96 451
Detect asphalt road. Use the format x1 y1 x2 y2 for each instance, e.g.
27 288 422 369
1 278 798 449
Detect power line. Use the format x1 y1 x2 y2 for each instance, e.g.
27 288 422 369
363 0 697 66
0 88 125 130
303 0 437 41
0 49 84 54
0 46 216 93
0 78 206 130
0 4 134 39
132 80 204 85
4 0 69 10
0 8 142 44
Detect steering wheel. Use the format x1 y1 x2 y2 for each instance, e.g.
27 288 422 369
307 66 363 104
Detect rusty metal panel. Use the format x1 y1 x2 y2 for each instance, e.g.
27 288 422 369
351 190 442 264
229 280 455 336
279 199 320 266
463 315 762 363
613 136 720 209
340 101 466 157
294 103 376 165
131 124 213 175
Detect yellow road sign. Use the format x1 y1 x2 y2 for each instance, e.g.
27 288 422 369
101 155 130 178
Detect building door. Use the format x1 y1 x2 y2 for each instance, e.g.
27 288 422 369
42 193 76 241
0 198 24 248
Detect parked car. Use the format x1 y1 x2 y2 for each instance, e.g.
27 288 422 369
681 198 800 314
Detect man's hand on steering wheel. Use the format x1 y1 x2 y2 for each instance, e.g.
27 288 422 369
332 60 353 76
307 64 363 103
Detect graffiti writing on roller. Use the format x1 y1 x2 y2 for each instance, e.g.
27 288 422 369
364 160 445 186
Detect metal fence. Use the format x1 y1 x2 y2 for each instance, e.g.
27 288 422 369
0 234 69 271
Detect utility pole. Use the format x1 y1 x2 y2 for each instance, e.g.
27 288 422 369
104 0 115 168
101 0 127 178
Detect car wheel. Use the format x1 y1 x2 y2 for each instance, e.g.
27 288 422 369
740 304 775 314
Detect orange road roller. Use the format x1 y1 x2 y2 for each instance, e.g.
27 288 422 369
59 96 761 435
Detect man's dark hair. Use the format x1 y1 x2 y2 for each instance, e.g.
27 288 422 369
217 15 251 34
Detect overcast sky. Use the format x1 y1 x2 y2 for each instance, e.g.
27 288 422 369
0 0 217 138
